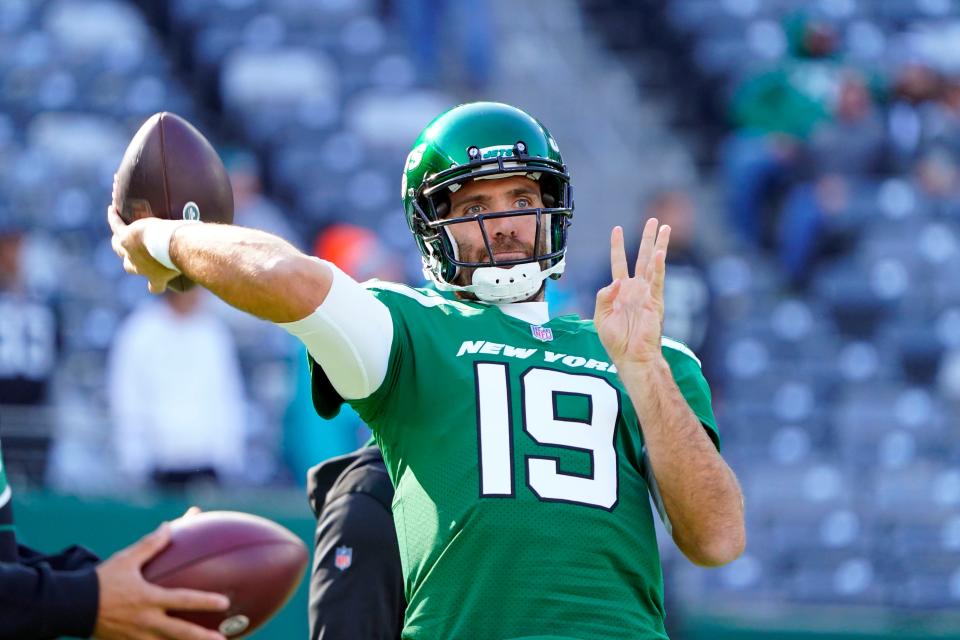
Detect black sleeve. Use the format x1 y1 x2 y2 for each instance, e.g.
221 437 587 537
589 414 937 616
309 493 404 640
0 551 100 639
309 355 346 419
18 544 100 571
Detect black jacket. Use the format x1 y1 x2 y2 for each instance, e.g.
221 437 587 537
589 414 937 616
0 475 100 639
307 446 404 640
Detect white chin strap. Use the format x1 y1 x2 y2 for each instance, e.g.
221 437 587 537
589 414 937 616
428 258 565 304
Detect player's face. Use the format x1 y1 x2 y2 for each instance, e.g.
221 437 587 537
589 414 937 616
444 175 545 285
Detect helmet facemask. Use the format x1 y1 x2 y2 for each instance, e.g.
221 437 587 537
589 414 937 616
410 143 573 303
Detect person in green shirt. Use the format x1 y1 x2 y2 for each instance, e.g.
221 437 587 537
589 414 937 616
108 101 746 639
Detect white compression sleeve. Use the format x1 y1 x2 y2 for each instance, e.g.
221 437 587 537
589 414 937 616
277 259 394 400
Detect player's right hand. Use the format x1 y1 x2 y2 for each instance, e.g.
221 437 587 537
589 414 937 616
93 522 229 640
107 204 180 294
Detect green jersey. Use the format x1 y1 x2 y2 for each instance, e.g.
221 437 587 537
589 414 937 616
311 283 719 640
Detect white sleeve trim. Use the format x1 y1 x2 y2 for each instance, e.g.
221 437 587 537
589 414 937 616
0 484 11 509
661 336 701 368
278 260 394 400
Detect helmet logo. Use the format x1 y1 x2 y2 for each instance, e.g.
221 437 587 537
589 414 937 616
405 143 427 170
478 145 516 159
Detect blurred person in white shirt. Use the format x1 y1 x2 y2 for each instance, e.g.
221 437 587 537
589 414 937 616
107 287 246 489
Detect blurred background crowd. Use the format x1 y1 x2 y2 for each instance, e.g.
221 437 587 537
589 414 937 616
2 0 960 637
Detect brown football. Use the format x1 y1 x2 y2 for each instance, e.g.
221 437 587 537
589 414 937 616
113 111 234 291
141 511 308 638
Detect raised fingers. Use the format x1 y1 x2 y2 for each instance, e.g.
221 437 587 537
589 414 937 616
610 226 629 281
648 225 671 302
634 217 659 277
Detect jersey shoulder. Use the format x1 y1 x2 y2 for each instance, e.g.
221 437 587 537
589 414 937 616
361 281 483 317
660 336 702 369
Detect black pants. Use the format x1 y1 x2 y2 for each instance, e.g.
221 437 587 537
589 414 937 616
308 447 404 640
151 466 218 490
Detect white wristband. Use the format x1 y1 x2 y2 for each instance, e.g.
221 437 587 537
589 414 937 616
143 220 197 272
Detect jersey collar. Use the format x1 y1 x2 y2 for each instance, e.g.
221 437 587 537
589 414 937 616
495 301 550 325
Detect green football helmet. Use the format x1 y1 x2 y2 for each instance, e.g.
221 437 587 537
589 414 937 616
402 102 573 303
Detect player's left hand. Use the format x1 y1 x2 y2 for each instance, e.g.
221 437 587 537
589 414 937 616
594 218 670 367
107 205 180 294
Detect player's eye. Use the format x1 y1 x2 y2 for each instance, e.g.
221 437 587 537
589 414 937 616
515 198 531 208
465 204 484 215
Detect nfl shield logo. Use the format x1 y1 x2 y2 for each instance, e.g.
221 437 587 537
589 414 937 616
334 546 353 571
530 325 553 342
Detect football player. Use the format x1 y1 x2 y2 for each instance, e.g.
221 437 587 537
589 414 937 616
109 102 746 639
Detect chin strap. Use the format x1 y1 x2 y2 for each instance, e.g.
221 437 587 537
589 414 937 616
427 258 566 303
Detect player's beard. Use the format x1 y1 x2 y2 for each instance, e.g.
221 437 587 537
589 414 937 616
452 233 548 302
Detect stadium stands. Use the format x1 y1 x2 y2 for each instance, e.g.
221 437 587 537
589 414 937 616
585 0 960 617
3 0 960 634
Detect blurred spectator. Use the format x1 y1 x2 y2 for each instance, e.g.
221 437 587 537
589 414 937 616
724 10 859 250
107 287 246 490
630 190 715 359
929 76 960 156
0 214 58 408
914 144 960 210
885 61 945 172
0 210 59 485
778 175 854 289
228 150 303 249
731 10 844 138
283 224 404 485
387 0 493 90
807 72 886 177
721 131 800 248
777 73 885 288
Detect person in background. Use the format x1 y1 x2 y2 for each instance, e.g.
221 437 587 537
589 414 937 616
306 444 403 640
730 9 846 139
778 72 886 288
884 61 945 172
107 286 246 490
0 209 59 484
724 9 855 249
0 437 230 639
914 144 960 214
